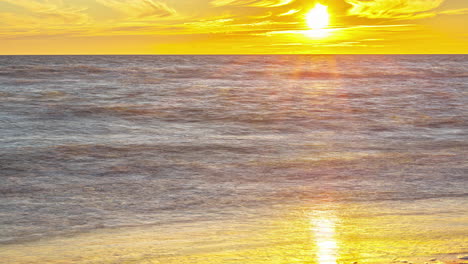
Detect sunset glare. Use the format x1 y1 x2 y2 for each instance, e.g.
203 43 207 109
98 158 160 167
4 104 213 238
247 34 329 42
306 4 330 30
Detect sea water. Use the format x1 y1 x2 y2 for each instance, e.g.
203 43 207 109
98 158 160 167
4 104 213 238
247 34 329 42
0 55 467 263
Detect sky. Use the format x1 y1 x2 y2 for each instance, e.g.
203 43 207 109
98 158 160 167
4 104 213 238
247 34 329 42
0 0 467 54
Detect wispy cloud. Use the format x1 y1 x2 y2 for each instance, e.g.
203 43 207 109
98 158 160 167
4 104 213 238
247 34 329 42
0 0 180 37
1 0 89 25
96 0 177 18
260 24 419 38
278 9 300 16
344 0 444 19
211 0 294 8
0 12 37 27
439 8 468 15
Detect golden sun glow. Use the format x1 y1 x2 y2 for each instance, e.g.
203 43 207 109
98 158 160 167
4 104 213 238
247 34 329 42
306 3 330 30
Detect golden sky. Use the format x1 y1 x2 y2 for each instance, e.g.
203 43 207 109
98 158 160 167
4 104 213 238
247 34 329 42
0 0 467 54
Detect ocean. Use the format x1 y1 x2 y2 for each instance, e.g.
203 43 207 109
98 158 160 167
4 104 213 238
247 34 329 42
0 55 467 264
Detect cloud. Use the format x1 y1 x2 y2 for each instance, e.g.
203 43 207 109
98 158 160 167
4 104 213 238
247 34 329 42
211 0 294 8
2 0 55 11
0 12 37 27
344 0 444 19
96 0 177 18
1 0 89 25
439 8 468 15
278 9 300 16
183 18 235 32
261 24 418 36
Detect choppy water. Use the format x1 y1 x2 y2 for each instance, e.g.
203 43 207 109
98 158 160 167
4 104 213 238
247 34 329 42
0 55 467 262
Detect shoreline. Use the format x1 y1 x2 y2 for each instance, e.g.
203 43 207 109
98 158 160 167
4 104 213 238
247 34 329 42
1 202 467 264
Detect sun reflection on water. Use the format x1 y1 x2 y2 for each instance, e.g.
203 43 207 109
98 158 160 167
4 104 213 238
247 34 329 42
311 211 339 264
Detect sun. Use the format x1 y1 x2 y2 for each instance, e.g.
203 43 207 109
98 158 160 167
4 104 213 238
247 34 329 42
306 3 330 30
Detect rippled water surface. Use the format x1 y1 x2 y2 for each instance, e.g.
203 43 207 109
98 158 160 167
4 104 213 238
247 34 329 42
0 55 467 263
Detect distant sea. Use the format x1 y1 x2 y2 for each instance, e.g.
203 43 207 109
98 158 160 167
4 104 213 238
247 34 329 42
0 55 467 264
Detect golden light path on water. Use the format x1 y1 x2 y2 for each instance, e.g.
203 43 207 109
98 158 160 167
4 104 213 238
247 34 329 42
311 211 339 264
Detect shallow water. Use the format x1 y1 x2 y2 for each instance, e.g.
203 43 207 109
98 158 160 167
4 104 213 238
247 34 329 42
0 55 467 263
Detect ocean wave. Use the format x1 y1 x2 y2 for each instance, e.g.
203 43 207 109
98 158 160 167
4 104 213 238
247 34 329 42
279 69 468 79
1 55 467 247
0 64 113 77
51 142 269 158
415 118 467 128
158 66 208 77
1 58 466 82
